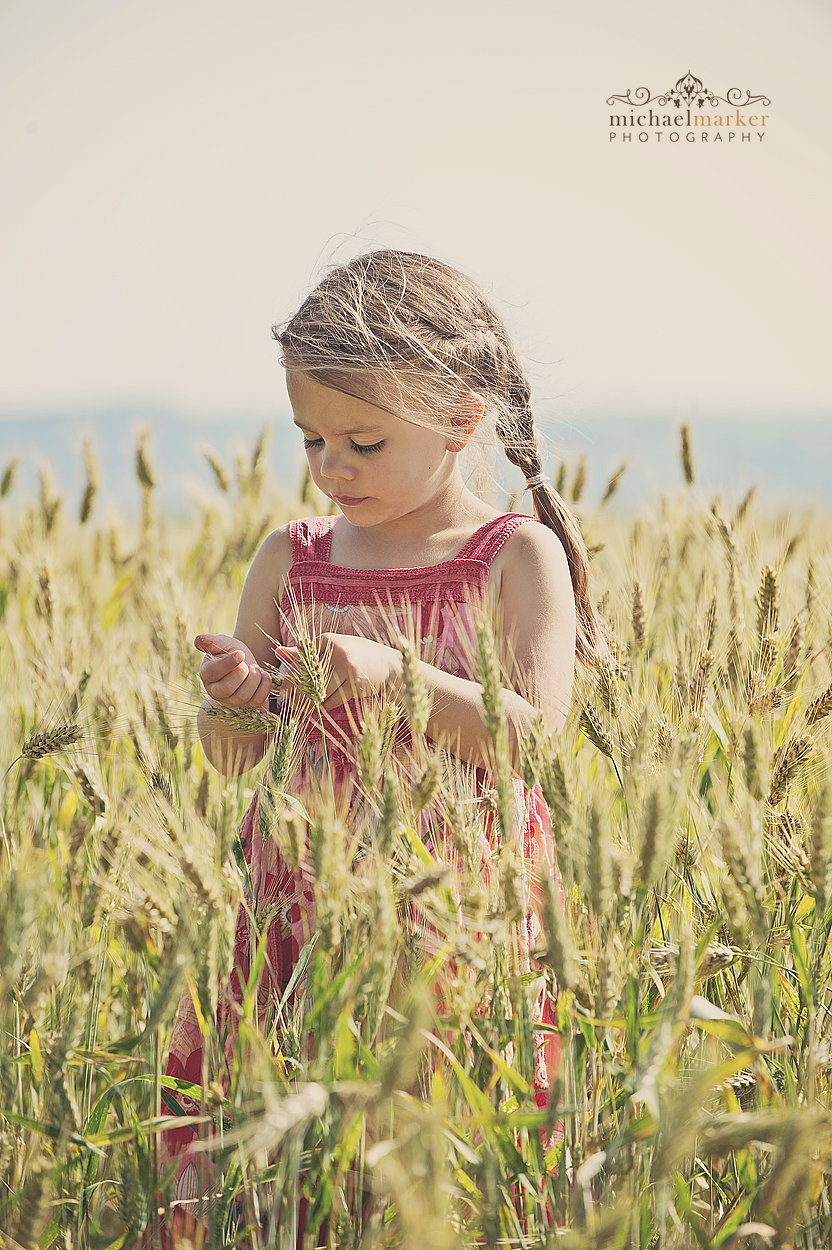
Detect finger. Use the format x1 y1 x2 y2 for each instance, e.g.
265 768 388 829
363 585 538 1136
226 667 271 707
320 671 354 709
255 671 274 707
199 653 249 685
195 633 242 657
204 660 256 702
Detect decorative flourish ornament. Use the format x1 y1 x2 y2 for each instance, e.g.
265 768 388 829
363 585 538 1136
607 71 770 110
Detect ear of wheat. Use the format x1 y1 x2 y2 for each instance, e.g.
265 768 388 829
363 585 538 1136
18 724 84 763
807 684 832 726
202 703 280 734
580 705 614 758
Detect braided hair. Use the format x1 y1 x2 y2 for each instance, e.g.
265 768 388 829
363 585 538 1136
274 250 601 667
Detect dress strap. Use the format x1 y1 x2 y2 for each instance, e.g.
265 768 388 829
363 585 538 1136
289 515 335 564
455 512 535 566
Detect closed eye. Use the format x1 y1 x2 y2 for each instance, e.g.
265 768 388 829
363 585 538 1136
303 437 385 455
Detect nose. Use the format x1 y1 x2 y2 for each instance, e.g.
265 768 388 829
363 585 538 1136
319 443 357 484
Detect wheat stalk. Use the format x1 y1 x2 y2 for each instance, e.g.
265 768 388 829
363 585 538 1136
806 683 832 726
587 805 612 917
680 423 694 485
202 702 280 734
579 705 614 758
532 866 577 990
411 755 441 816
571 455 587 503
79 437 98 525
768 733 813 807
396 633 431 739
135 430 155 490
19 723 83 762
756 564 780 639
598 652 621 719
601 461 628 508
203 445 230 493
0 454 20 498
631 579 646 648
292 633 331 706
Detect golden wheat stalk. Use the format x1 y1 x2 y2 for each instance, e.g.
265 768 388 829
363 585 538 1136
647 941 736 980
135 430 155 490
79 437 98 525
601 461 628 508
680 423 694 485
579 705 614 758
0 454 20 497
202 702 280 734
631 579 646 648
290 632 331 705
73 765 106 816
688 649 714 717
203 445 230 493
598 653 621 719
748 686 785 718
411 755 441 815
398 633 432 737
13 724 84 769
532 865 577 990
756 564 780 639
768 733 813 807
806 684 832 726
809 787 831 905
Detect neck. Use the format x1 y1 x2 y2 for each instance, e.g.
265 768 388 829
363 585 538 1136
332 470 496 568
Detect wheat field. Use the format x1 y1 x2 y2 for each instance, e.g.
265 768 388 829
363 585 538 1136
1 430 831 1250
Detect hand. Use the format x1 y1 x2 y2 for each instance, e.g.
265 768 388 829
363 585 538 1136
194 633 273 710
274 632 402 711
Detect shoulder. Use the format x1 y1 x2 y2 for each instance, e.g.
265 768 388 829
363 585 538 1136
491 518 576 637
240 522 294 610
493 518 573 601
490 519 576 729
250 522 293 572
235 523 294 655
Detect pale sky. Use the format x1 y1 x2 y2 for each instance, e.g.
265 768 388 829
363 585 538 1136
1 0 830 421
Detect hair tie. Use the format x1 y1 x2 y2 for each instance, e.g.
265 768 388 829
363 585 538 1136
524 472 547 490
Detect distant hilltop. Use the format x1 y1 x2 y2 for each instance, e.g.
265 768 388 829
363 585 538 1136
0 407 829 517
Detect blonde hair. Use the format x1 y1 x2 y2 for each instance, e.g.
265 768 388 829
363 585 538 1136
274 249 600 667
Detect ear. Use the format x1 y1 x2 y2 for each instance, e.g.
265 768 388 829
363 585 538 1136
445 392 485 453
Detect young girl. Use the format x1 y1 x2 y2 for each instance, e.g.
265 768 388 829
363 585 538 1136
159 250 600 1230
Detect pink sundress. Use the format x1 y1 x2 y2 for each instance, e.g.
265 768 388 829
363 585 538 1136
158 511 561 1222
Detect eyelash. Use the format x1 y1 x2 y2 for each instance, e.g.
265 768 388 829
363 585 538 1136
303 438 385 455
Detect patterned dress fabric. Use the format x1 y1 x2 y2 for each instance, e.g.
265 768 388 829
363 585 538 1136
158 511 561 1221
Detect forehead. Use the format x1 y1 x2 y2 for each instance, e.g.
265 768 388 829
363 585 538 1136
286 371 392 433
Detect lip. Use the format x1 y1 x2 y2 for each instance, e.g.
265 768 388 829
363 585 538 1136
333 495 369 506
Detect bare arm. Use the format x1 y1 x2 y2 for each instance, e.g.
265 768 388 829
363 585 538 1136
491 519 576 736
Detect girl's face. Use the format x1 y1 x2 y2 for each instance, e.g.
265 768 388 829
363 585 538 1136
286 371 465 526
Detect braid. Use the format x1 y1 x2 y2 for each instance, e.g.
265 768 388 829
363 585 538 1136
495 351 601 669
